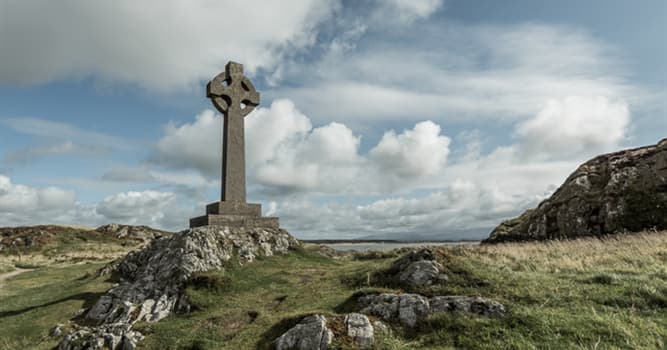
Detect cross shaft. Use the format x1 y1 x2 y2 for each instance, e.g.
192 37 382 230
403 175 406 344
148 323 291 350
206 61 259 203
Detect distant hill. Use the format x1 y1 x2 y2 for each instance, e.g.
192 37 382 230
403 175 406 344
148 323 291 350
357 228 491 242
0 224 171 252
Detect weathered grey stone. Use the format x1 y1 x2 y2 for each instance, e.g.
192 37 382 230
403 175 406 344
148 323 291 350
398 260 444 287
398 294 430 328
390 248 435 272
208 61 259 204
60 225 299 349
485 139 667 243
429 296 507 317
50 324 63 337
389 248 447 288
189 61 280 228
189 214 279 229
57 323 143 350
344 313 374 349
274 314 333 350
358 293 506 328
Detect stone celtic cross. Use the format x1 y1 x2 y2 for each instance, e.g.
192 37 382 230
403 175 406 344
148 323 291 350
207 61 259 203
189 61 278 228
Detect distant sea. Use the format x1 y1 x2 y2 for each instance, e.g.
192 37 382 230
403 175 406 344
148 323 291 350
321 241 480 251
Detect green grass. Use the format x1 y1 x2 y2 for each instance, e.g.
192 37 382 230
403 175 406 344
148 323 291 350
0 262 113 350
0 233 666 349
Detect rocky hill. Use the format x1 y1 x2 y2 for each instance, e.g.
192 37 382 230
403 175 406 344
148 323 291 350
484 139 667 244
0 224 171 252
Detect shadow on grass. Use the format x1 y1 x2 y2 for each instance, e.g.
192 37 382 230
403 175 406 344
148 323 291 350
0 291 104 318
255 314 305 350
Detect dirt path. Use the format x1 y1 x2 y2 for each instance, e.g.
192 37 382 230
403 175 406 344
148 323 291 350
0 268 33 289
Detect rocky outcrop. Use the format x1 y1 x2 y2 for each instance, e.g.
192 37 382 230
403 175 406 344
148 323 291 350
485 139 667 243
389 248 448 288
274 315 333 350
58 323 143 350
344 313 374 349
358 293 506 328
94 224 171 244
59 225 299 350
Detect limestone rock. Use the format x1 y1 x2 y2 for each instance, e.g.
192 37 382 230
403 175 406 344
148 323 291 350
274 315 333 350
344 313 374 349
95 224 171 244
60 225 299 349
485 139 667 243
390 248 447 288
358 293 506 327
57 323 143 350
86 225 298 325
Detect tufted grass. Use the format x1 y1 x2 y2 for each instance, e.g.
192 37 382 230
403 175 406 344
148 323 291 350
0 231 665 349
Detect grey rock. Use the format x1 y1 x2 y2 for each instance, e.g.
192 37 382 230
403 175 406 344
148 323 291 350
274 314 333 350
50 324 62 337
398 260 444 287
95 224 170 244
344 313 374 349
398 294 430 328
390 248 447 288
60 225 299 349
372 320 389 334
358 293 506 328
359 293 429 328
57 323 143 350
485 139 667 243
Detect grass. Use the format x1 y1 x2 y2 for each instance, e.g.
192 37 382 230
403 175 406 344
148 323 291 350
0 232 665 349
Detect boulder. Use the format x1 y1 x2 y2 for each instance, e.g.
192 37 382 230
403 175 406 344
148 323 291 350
390 248 448 288
358 293 506 327
274 315 333 350
429 296 506 317
58 323 143 350
344 313 374 349
485 139 667 243
60 225 299 349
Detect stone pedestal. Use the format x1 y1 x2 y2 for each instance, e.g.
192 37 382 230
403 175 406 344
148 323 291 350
190 201 279 228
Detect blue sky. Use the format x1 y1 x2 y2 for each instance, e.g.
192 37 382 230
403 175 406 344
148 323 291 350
0 0 665 239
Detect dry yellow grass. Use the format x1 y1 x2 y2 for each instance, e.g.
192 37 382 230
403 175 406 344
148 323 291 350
449 230 667 274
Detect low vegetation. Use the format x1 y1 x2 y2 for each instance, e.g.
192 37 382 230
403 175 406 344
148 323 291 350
0 231 665 349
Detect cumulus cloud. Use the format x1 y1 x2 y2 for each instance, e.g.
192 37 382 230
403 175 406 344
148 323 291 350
96 190 178 227
370 121 450 179
0 174 193 230
149 100 452 195
0 0 337 89
0 175 77 225
515 96 630 159
150 110 221 177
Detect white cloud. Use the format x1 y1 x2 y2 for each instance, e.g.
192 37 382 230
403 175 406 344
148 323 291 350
515 96 630 159
370 121 450 178
374 0 444 24
0 175 77 225
95 190 178 227
0 174 194 230
149 100 452 195
0 0 338 89
270 22 644 128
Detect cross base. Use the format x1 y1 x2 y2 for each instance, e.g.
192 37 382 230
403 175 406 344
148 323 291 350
189 201 279 229
189 214 279 229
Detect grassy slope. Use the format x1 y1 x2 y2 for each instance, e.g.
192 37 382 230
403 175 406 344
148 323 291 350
0 232 666 350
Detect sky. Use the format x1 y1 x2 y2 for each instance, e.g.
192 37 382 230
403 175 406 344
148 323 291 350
0 0 665 239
